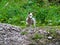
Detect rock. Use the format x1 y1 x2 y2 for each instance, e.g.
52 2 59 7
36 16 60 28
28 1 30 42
56 30 60 35
38 29 44 34
0 30 5 35
28 29 35 34
0 27 3 31
46 40 60 45
47 36 53 40
0 23 32 45
0 23 60 45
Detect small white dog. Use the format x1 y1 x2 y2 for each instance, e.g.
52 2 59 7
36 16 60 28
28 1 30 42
26 12 36 27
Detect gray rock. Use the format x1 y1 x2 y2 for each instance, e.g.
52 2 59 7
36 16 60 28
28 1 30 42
0 27 3 31
0 23 60 45
0 23 32 45
56 30 60 35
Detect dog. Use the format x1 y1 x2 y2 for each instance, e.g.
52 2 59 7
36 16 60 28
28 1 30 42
26 12 36 27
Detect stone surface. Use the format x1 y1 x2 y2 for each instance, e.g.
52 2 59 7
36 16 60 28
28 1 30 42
0 23 31 45
0 23 60 45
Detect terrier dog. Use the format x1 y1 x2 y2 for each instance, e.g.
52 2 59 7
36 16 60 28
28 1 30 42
26 12 36 27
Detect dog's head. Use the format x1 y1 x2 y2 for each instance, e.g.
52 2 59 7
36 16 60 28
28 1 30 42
28 12 33 18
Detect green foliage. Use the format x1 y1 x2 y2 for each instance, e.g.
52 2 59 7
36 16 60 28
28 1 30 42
32 33 43 40
0 0 60 27
21 31 28 35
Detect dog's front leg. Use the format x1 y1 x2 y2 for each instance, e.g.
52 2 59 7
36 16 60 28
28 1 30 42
26 18 28 25
32 18 36 27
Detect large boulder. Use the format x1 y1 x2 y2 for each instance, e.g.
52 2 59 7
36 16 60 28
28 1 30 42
0 23 32 45
0 23 60 45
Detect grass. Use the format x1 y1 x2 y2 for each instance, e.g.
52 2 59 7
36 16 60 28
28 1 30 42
32 33 44 40
20 25 60 29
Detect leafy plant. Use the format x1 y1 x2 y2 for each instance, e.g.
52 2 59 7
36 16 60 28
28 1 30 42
0 0 60 27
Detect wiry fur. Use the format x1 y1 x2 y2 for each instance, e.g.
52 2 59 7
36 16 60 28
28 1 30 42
26 12 36 27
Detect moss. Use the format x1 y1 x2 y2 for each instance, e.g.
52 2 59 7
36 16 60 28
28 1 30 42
21 31 28 35
32 33 44 40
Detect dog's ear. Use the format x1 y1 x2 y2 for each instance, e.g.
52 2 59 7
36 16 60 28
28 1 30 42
28 12 35 16
28 12 30 14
